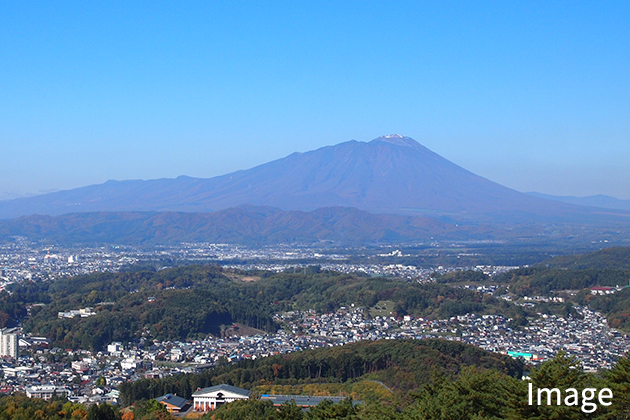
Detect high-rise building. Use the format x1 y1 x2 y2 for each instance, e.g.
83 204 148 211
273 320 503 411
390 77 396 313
0 328 19 358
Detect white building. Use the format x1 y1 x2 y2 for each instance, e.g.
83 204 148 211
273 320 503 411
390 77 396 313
107 342 123 355
192 384 251 412
71 361 89 372
0 328 19 358
121 358 139 370
58 307 96 319
25 385 69 400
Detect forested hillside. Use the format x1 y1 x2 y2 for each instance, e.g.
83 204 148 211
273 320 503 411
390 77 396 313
412 248 630 332
0 265 525 350
538 247 630 270
118 339 523 405
204 351 630 420
496 266 630 295
3 345 630 419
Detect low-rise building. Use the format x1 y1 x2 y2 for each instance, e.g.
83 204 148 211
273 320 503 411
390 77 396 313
192 384 251 412
25 384 69 400
156 393 188 412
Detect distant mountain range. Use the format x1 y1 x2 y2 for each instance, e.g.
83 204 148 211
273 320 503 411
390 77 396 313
1 135 626 225
0 206 488 245
2 205 628 246
528 192 630 212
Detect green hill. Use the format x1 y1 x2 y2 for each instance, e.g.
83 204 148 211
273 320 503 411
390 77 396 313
539 247 630 270
1 265 526 350
118 338 523 406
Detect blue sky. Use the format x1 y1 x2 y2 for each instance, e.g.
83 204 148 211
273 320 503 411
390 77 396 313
1 1 629 199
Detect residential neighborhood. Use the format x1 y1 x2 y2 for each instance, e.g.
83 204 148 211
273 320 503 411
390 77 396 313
0 239 628 412
0 295 626 408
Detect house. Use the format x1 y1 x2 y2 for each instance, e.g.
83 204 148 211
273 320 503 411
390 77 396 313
192 384 251 412
156 393 188 412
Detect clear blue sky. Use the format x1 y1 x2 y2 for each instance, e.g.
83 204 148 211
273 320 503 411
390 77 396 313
1 1 629 199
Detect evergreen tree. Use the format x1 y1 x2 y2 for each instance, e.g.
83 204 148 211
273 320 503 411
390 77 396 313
516 351 595 420
306 398 359 420
403 367 515 419
87 403 120 420
276 400 305 420
603 353 630 419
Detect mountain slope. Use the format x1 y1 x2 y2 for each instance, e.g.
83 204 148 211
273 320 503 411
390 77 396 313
0 206 479 245
537 247 630 270
0 135 626 223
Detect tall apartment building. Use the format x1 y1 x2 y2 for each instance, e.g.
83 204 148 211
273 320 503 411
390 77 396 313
0 328 19 358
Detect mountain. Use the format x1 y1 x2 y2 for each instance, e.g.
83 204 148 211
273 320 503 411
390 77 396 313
528 192 630 212
0 135 626 223
0 206 485 245
3 206 629 247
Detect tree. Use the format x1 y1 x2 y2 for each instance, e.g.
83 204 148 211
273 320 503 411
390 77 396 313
132 399 167 419
404 367 516 419
355 402 400 420
87 403 120 420
306 398 359 420
515 351 595 420
208 399 278 420
276 400 305 420
603 353 630 418
121 412 135 420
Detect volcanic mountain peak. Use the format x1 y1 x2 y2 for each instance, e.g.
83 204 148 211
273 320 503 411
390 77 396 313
370 134 425 150
0 134 626 224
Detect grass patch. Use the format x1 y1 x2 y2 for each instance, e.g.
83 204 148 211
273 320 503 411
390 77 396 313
368 300 395 317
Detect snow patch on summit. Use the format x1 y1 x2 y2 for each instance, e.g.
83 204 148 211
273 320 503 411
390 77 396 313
370 134 424 151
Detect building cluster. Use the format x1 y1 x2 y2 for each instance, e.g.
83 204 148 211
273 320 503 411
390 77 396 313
275 305 630 371
224 263 520 282
456 308 629 372
0 239 521 288
521 296 565 303
276 308 401 341
154 384 356 415
0 298 626 405
1 347 122 405
0 331 338 404
58 307 97 319
0 239 139 286
590 286 628 295
460 284 504 294
226 262 437 281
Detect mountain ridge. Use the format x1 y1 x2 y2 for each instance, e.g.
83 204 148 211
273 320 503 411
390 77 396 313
0 206 478 245
528 192 630 212
0 136 627 225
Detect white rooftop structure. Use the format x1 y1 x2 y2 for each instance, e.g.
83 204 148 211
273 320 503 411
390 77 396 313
192 384 251 412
